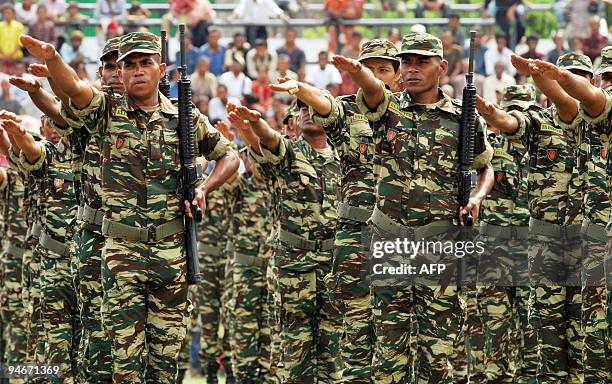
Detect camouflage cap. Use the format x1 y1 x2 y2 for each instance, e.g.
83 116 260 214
117 32 161 62
396 32 443 59
556 52 593 75
596 46 612 75
282 101 299 124
358 39 399 63
501 84 536 110
100 37 121 61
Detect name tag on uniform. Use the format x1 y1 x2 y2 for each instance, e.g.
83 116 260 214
494 149 513 161
540 124 563 136
388 102 413 120
352 113 368 123
113 109 129 120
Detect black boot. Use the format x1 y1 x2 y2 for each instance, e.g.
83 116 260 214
176 368 187 384
206 362 219 384
224 365 235 384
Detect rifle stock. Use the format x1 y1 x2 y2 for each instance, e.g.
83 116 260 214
177 24 202 285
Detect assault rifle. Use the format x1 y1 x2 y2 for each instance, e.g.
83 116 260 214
177 24 203 285
159 30 170 98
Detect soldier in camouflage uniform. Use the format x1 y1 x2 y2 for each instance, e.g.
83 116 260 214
0 162 28 383
333 32 494 382
1 113 80 382
221 148 273 383
477 53 592 383
469 85 533 383
228 100 343 383
270 39 402 383
19 32 239 382
523 48 612 383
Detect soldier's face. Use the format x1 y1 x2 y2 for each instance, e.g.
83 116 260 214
120 53 166 100
400 54 447 95
601 72 612 89
297 107 322 135
99 54 124 93
362 57 400 89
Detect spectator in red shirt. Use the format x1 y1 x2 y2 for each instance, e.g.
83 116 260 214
582 15 608 61
251 66 272 111
521 35 544 60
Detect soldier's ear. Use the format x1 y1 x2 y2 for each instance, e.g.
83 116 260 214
159 62 167 78
439 59 449 76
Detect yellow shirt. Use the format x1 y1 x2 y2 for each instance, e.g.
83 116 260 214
0 20 25 59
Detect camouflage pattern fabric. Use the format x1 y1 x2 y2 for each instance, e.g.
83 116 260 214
18 138 80 382
249 135 343 383
356 84 492 383
358 39 399 63
595 46 612 75
196 188 231 375
70 84 231 383
225 172 272 382
395 32 444 58
556 52 594 75
506 105 584 382
310 93 376 382
0 167 28 383
117 31 161 62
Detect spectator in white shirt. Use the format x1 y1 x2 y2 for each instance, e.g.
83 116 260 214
190 56 218 100
230 0 290 45
208 84 241 125
15 0 38 26
218 57 252 99
39 0 67 21
484 33 516 77
306 51 342 90
482 60 516 103
246 38 278 80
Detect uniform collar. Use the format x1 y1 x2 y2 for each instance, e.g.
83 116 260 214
397 88 456 114
298 136 339 165
123 91 178 115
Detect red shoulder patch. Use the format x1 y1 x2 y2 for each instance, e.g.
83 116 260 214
547 149 557 161
359 143 368 154
115 136 125 149
496 172 505 183
601 147 607 158
386 129 398 142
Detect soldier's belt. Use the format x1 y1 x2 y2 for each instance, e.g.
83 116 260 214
234 252 267 268
101 217 183 243
529 218 581 240
581 219 608 243
278 229 335 252
371 206 453 239
40 231 70 257
337 202 372 223
5 244 25 258
77 204 104 227
26 223 43 241
480 222 528 240
198 243 225 256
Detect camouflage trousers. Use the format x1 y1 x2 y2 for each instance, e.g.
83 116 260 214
23 245 44 365
581 233 611 384
39 247 79 383
274 248 342 383
263 248 281 384
101 235 189 384
222 249 234 369
325 220 373 383
0 248 28 384
528 234 583 384
230 251 270 382
197 244 230 368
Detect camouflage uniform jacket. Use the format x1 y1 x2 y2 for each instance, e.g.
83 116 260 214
355 88 493 226
226 172 272 258
249 136 341 270
17 139 78 244
506 105 583 225
556 88 612 226
480 133 530 227
70 86 232 228
198 186 231 253
310 94 376 212
0 167 28 248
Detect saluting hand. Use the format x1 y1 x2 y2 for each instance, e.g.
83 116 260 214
9 77 41 93
475 95 497 118
27 63 51 78
528 60 567 81
226 103 261 149
510 54 533 76
269 76 300 95
0 118 26 138
20 35 57 61
214 120 235 141
331 55 362 74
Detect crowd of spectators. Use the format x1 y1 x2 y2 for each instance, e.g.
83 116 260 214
0 0 610 139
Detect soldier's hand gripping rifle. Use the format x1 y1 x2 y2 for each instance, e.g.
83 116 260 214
177 24 203 285
159 30 171 98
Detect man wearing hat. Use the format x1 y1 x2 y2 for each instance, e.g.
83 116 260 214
227 95 342 382
473 84 534 383
476 53 595 383
59 29 88 68
270 38 402 382
335 31 494 382
18 31 239 383
517 48 611 383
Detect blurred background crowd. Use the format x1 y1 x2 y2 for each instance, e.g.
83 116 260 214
0 0 610 145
